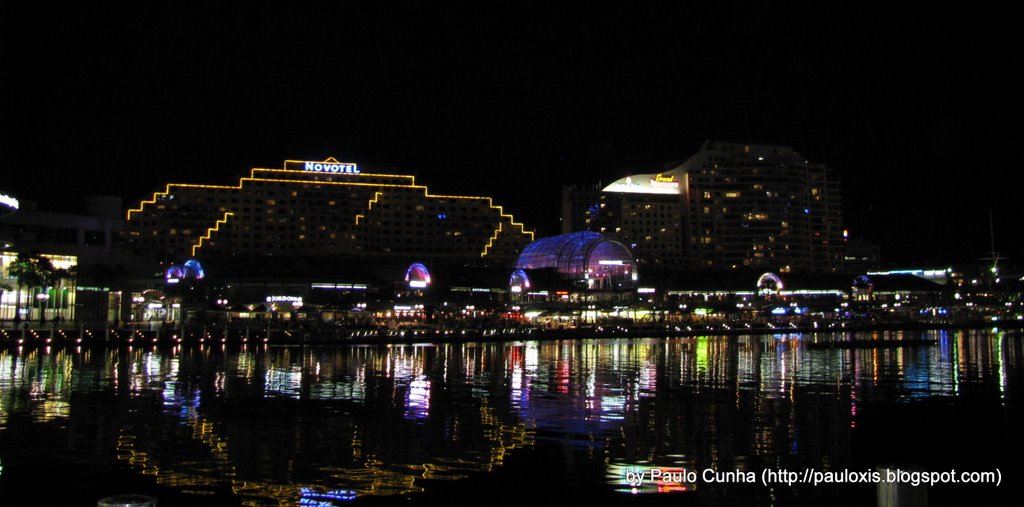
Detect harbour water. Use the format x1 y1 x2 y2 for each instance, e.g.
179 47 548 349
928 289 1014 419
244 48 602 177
1 329 1020 506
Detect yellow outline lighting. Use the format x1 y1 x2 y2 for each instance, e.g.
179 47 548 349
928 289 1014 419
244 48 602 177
192 212 234 256
480 221 534 257
252 168 416 185
480 223 504 257
355 191 384 225
111 372 533 503
127 183 237 219
128 158 535 254
479 201 534 257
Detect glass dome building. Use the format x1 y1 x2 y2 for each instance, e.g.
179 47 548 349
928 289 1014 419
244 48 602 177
514 231 636 290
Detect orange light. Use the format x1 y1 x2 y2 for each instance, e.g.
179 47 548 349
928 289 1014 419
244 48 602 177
192 212 234 256
355 191 384 225
128 157 534 254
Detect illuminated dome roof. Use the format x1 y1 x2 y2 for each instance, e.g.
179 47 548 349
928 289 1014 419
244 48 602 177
166 259 206 280
601 168 683 195
515 232 635 283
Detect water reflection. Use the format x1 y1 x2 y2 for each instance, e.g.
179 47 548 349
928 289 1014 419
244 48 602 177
0 330 1020 505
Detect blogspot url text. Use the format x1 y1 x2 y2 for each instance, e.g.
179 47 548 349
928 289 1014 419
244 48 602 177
623 467 1002 488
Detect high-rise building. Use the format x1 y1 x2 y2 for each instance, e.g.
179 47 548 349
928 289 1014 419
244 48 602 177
124 158 534 264
562 185 685 270
563 140 844 272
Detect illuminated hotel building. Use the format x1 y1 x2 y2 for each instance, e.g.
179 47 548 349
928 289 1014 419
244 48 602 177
124 158 534 264
564 141 843 272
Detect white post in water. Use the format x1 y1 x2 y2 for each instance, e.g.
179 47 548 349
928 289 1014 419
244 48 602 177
97 494 157 507
877 464 927 507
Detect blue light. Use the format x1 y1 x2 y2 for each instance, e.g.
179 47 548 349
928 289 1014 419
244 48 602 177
771 307 787 315
182 259 205 279
165 258 205 281
405 262 431 286
437 213 447 219
514 231 633 277
803 208 810 214
300 488 357 503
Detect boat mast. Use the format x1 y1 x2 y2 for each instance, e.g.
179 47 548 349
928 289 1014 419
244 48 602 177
982 209 1002 276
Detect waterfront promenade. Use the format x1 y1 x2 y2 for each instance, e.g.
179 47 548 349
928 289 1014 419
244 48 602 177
2 315 1021 348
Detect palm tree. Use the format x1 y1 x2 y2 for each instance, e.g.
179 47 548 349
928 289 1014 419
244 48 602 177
6 252 54 323
7 253 37 322
33 256 55 324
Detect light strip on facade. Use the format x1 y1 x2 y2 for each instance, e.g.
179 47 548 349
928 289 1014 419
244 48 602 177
127 183 237 219
481 202 534 251
479 223 503 257
311 283 367 290
192 212 234 256
778 290 846 296
255 167 416 184
128 159 535 254
355 191 384 225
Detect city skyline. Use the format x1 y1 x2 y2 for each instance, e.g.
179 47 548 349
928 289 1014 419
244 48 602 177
1 4 1018 266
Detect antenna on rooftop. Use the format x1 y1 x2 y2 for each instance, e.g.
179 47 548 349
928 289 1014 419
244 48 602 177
979 209 1005 276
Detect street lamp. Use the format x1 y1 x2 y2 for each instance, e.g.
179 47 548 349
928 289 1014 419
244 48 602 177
36 292 49 323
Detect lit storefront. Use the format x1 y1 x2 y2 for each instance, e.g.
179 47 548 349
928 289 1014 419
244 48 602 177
1 252 78 322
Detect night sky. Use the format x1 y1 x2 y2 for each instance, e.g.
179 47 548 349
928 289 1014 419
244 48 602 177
1 3 1019 267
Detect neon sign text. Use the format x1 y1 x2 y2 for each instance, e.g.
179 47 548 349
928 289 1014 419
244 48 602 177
650 174 679 187
266 295 303 303
304 162 359 174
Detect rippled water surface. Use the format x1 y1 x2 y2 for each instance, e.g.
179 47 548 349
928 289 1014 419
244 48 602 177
1 330 1022 506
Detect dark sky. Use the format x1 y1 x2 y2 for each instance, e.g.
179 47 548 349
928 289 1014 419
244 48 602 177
1 3 1020 266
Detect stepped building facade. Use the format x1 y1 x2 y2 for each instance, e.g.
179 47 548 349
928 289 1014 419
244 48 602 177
125 158 534 264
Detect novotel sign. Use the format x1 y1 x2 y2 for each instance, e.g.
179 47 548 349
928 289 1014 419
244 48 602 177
303 162 359 174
